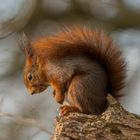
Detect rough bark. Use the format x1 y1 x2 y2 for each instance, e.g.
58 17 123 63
52 95 140 140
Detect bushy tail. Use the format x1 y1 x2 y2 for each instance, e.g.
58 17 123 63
33 26 126 98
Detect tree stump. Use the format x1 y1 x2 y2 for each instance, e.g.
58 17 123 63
52 95 140 140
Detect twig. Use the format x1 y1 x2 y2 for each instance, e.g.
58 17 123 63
0 112 52 135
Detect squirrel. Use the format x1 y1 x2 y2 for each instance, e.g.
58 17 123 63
19 27 126 115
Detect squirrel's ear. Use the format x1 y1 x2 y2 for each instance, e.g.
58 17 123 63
19 32 33 57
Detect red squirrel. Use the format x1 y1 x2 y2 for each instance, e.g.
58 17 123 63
19 27 126 115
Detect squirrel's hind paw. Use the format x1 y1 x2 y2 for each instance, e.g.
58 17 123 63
59 105 81 116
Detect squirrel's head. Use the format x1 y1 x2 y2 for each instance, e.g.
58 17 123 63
19 33 49 95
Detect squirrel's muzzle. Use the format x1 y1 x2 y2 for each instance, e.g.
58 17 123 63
28 88 36 95
27 85 48 95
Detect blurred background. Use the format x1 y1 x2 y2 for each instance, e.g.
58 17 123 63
0 0 140 139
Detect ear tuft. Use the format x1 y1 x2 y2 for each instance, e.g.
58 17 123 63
19 32 30 50
19 32 33 57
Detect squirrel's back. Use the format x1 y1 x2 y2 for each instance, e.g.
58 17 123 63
32 26 126 98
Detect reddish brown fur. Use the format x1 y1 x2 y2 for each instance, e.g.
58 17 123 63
21 26 126 115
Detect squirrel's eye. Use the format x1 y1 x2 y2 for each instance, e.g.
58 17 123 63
27 73 33 81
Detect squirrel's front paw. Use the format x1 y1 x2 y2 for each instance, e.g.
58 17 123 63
60 105 81 116
53 90 64 104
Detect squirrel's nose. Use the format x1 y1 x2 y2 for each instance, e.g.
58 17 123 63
30 91 35 95
28 88 35 95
